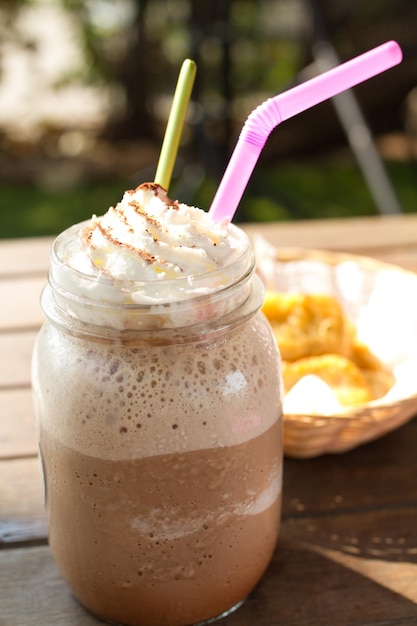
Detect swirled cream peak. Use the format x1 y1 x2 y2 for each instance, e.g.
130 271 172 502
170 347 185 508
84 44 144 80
51 182 252 321
77 182 242 281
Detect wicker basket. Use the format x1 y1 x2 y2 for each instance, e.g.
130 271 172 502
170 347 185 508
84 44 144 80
284 397 417 458
254 242 417 459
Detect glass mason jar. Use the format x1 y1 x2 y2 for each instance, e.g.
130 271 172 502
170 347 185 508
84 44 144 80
32 221 283 626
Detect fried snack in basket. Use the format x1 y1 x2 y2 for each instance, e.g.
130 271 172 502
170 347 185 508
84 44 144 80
282 355 372 407
262 292 354 361
361 368 395 401
262 291 394 408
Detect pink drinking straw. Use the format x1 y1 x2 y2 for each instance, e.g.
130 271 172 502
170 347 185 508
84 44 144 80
209 40 403 223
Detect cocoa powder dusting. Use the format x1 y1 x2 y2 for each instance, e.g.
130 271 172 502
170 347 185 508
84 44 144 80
137 182 180 210
95 222 160 265
129 200 163 232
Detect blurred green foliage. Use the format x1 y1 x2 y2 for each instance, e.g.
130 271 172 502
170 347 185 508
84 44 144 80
0 180 126 238
1 157 416 238
0 0 416 239
238 159 417 222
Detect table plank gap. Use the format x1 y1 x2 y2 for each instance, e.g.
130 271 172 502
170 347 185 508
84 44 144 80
0 457 47 545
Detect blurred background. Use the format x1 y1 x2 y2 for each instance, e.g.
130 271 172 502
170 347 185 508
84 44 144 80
0 0 416 238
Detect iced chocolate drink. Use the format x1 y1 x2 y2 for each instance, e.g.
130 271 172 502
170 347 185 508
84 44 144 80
32 183 283 626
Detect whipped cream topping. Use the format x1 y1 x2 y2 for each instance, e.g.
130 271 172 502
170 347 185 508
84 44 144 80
70 183 244 283
48 183 253 328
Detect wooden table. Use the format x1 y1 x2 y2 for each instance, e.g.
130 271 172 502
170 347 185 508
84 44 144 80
1 214 417 625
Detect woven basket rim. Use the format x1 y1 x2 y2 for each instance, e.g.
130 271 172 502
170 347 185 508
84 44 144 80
265 246 417 457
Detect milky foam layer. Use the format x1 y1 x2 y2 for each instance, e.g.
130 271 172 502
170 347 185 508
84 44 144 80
33 313 282 460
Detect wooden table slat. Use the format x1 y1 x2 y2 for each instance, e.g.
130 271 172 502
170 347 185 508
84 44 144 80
0 457 46 544
0 236 51 278
0 388 38 458
0 546 100 626
2 516 417 626
0 331 38 388
1 217 417 626
243 214 417 255
0 276 45 330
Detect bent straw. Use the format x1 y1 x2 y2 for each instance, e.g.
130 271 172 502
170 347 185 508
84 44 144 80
154 59 197 191
209 40 402 223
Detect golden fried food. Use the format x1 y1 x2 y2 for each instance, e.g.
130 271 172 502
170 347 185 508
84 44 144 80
262 291 394 407
282 355 373 406
362 369 395 401
262 291 354 361
350 338 385 371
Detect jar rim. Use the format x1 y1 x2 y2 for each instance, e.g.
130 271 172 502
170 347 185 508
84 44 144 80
51 221 252 305
44 221 260 334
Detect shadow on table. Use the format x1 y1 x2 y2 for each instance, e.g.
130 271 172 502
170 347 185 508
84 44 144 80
223 537 417 626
